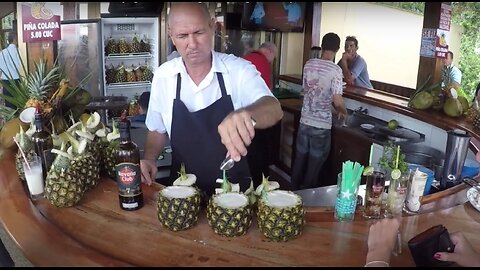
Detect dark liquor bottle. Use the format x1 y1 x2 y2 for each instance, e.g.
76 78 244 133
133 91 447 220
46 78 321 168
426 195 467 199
31 106 54 179
115 114 144 211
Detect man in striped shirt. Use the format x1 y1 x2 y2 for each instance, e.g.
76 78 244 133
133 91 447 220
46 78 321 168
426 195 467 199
290 32 348 190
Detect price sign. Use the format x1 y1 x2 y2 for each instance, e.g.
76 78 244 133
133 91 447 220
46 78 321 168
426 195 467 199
22 3 61 43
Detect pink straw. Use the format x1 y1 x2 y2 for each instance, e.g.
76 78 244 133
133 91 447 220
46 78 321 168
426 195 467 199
12 136 31 170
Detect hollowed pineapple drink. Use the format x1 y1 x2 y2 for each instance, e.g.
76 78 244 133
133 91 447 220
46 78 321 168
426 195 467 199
206 175 254 237
157 164 201 231
256 175 305 242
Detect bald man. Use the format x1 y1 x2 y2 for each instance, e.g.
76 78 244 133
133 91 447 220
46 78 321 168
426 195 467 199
141 3 283 196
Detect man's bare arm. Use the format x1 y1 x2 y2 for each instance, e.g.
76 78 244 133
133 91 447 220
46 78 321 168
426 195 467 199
218 96 283 161
143 130 168 160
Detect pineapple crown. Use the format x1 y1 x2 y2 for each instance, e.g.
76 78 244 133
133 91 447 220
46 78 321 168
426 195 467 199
14 125 33 151
254 174 280 201
215 170 240 195
172 163 197 186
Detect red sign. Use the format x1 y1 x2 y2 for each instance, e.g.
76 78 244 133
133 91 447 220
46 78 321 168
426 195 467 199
439 3 452 31
22 3 61 43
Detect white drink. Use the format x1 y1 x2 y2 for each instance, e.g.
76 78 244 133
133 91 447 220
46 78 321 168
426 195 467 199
24 166 44 196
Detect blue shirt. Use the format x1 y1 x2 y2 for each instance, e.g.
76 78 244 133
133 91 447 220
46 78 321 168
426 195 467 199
348 54 373 89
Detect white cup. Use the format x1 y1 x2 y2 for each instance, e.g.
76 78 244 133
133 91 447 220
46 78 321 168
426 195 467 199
22 155 45 200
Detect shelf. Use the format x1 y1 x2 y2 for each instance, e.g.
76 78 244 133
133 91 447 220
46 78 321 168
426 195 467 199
106 52 153 60
107 81 151 90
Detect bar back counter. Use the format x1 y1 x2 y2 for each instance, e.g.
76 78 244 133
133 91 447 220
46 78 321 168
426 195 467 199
1 149 479 266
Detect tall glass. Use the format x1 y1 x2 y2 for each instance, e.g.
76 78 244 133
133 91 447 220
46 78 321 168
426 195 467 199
385 171 410 217
363 169 386 219
335 173 361 222
22 155 45 200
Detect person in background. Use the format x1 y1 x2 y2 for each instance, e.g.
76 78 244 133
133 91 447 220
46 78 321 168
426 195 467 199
365 217 480 267
442 51 462 88
0 32 21 108
244 42 277 90
243 42 279 185
131 91 150 123
290 32 348 190
141 2 283 196
338 36 373 90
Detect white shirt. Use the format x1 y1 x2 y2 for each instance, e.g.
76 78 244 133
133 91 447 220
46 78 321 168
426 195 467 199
0 44 21 80
301 58 343 129
145 50 275 136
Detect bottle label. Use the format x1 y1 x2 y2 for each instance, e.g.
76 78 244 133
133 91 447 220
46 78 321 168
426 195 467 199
115 162 142 196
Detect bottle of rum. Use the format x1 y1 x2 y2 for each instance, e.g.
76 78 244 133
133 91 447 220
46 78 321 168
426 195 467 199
115 113 144 211
31 106 54 179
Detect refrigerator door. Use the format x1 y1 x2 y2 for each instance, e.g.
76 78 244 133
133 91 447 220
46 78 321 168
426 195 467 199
57 19 103 98
101 16 159 104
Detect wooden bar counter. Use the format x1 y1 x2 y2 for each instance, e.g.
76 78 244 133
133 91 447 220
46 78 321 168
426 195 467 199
1 150 479 266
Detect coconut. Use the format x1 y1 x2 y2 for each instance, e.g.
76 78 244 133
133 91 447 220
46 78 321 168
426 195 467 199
411 91 433 110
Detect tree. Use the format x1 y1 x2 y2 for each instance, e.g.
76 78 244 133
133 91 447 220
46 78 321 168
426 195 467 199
451 2 480 101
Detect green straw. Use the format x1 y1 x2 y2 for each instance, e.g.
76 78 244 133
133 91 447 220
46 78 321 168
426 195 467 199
395 145 400 169
369 144 373 166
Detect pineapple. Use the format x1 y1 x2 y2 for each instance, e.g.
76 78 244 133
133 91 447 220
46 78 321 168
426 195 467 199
115 64 127 83
128 95 140 116
206 173 254 237
105 36 118 55
105 64 116 84
24 59 61 116
131 33 141 53
157 163 201 231
255 175 305 242
141 65 154 82
134 66 143 82
466 100 479 124
140 35 151 53
44 142 85 208
14 125 37 181
118 37 130 54
126 64 136 82
101 120 120 179
473 113 480 130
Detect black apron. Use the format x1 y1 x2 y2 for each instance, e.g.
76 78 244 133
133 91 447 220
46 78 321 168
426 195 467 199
169 72 251 196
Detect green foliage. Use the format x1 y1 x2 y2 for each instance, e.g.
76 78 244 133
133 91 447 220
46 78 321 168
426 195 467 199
378 141 409 174
374 2 424 15
452 2 480 102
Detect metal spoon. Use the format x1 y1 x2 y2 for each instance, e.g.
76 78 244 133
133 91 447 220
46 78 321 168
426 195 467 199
219 118 256 171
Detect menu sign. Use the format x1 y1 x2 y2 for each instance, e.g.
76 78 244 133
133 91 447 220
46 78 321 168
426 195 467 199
22 3 61 43
439 3 452 31
420 28 436 58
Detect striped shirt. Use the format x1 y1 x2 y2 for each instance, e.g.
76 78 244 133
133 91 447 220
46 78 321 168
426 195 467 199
300 59 343 129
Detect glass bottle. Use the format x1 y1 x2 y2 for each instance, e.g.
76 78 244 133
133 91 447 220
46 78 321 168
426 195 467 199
114 115 144 211
31 107 54 179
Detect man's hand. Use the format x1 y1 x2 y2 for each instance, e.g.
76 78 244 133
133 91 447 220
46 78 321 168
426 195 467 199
217 109 256 162
140 159 158 186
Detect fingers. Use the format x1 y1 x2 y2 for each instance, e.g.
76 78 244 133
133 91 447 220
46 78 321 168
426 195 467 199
218 111 255 162
140 159 157 186
434 251 458 262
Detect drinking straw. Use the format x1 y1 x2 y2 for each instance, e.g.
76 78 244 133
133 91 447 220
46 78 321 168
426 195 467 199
369 144 373 166
12 136 31 170
395 145 400 169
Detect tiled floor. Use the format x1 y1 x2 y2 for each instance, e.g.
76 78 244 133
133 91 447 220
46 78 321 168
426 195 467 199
0 226 33 267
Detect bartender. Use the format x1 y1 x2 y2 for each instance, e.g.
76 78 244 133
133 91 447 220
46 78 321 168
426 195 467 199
140 2 283 196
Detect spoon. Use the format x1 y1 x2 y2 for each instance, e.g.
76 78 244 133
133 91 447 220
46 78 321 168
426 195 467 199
219 118 256 171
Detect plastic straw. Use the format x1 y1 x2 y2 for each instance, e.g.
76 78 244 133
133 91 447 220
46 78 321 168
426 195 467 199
395 145 400 169
12 136 31 170
369 144 373 166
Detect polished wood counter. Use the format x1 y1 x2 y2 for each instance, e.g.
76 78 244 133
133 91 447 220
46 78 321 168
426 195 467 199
1 151 479 266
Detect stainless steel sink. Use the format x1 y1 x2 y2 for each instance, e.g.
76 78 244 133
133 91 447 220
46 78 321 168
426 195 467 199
293 184 366 207
345 110 425 144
